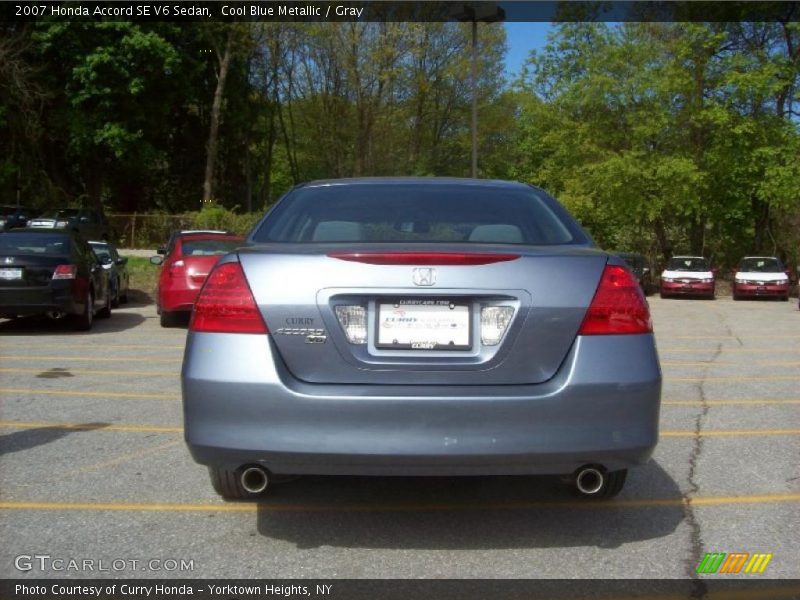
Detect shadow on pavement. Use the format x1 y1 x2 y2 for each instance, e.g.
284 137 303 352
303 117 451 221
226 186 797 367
0 422 111 456
255 460 683 550
0 311 146 335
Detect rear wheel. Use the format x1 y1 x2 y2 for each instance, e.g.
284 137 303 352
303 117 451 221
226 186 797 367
111 279 120 308
97 291 111 319
597 469 627 499
160 310 178 327
72 290 93 331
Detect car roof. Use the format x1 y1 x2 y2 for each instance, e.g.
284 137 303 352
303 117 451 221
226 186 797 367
299 177 532 190
1 228 74 237
740 256 778 260
671 256 705 259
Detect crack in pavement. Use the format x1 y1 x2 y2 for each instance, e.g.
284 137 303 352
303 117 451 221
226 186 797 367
682 312 727 598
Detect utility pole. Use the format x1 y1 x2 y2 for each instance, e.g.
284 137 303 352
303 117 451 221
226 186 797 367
451 3 506 178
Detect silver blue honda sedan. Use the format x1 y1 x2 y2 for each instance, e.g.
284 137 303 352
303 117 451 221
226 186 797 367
182 178 661 500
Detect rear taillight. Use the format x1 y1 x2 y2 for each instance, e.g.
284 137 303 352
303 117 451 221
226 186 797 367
52 265 77 280
169 260 185 278
328 252 520 266
190 262 268 334
579 265 652 335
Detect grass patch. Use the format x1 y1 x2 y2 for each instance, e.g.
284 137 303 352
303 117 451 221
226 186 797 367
126 256 159 296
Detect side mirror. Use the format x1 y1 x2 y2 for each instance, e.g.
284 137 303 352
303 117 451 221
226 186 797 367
150 255 164 266
157 246 166 255
100 256 113 266
116 257 128 266
79 216 90 223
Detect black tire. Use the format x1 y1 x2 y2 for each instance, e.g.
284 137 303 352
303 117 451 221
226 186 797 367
733 293 740 301
597 469 627 499
659 290 667 299
160 310 178 327
111 280 120 308
120 290 128 304
781 294 789 302
208 466 266 500
97 290 111 319
73 290 93 331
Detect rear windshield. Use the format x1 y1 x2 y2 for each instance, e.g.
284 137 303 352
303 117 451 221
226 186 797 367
738 258 782 272
0 233 71 255
90 243 111 259
254 184 578 245
180 238 242 256
667 257 709 271
40 209 79 219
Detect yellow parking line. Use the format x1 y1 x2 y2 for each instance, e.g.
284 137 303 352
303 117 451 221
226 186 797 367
665 375 800 382
663 399 800 406
0 492 798 513
1 420 798 438
660 347 800 354
661 429 800 437
0 388 179 400
61 440 183 476
0 420 182 433
0 343 183 351
659 335 800 340
662 361 800 367
0 355 181 363
0 367 176 377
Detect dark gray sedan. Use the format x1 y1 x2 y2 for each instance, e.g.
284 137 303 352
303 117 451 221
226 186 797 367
182 178 661 500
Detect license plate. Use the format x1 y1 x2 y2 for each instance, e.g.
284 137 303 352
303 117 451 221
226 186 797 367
0 268 22 281
377 299 470 350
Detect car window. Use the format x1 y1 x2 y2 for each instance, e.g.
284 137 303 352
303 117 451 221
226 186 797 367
255 185 577 245
42 209 80 219
90 244 111 260
738 258 782 272
667 257 709 271
0 233 71 255
181 239 242 256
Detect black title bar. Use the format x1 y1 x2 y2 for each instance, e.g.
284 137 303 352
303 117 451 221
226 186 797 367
3 1 800 23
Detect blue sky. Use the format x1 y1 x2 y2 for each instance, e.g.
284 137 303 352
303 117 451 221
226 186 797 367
503 22 554 79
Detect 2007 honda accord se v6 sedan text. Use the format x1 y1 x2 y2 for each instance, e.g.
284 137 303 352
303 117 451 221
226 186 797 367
182 178 661 500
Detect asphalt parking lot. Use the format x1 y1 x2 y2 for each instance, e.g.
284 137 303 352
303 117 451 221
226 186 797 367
0 294 798 580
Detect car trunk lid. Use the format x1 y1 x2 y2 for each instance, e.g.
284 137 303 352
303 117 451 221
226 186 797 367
239 244 608 385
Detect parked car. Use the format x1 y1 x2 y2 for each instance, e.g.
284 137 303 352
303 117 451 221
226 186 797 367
0 205 33 230
732 256 790 301
182 178 661 501
89 240 129 307
0 229 112 329
28 208 111 241
151 231 244 327
660 256 715 299
617 252 653 295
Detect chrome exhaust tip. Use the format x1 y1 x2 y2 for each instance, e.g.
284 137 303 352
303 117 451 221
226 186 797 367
575 466 605 496
240 466 269 495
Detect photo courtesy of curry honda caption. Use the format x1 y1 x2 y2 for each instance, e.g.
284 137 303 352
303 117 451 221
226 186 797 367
181 178 662 500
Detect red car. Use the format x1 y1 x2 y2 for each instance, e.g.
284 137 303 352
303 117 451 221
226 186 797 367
732 256 791 301
151 231 244 327
659 256 716 299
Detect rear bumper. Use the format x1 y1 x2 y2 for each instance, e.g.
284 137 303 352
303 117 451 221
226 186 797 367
183 334 662 476
0 285 78 316
661 281 714 296
160 287 199 312
733 282 789 297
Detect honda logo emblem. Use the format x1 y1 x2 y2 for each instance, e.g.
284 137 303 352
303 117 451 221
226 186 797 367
412 267 436 286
